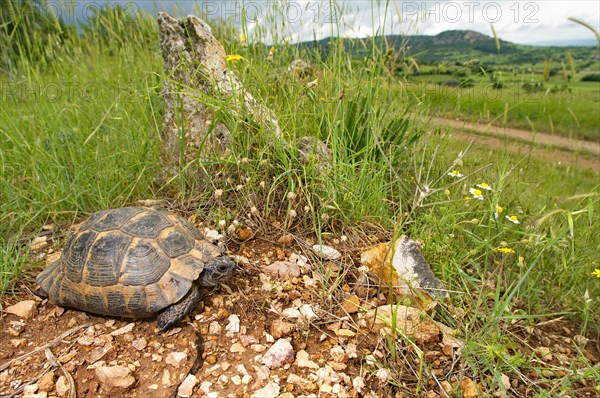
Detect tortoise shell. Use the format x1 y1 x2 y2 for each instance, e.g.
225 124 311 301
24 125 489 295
36 207 222 317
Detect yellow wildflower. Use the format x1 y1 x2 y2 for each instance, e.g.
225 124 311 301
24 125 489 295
592 269 600 278
494 205 503 219
240 33 246 44
496 247 515 254
448 170 463 177
227 54 245 63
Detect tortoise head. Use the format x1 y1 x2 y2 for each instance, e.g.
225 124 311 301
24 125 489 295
199 256 238 287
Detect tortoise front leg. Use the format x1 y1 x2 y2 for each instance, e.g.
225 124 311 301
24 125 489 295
157 284 202 331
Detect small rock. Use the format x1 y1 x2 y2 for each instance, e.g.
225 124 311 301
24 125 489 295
5 300 37 319
132 337 147 351
198 380 212 396
208 321 221 334
299 304 318 320
251 344 267 352
287 374 316 392
148 384 159 390
376 368 391 383
342 295 360 314
152 354 163 362
37 371 55 392
281 308 302 319
262 339 295 369
312 244 341 260
277 234 294 246
440 380 453 394
270 319 296 339
218 375 229 386
263 261 301 277
225 314 241 334
242 374 253 385
231 375 242 385
295 350 319 369
250 381 280 398
330 346 348 363
335 329 356 338
110 322 135 336
166 351 187 367
162 369 171 387
535 347 552 361
177 374 198 397
221 362 231 371
204 228 222 242
460 377 479 398
240 334 259 347
87 342 113 363
31 236 49 251
23 384 38 395
58 350 77 364
77 335 94 346
104 319 116 328
24 393 47 398
95 365 135 389
230 342 246 353
352 376 365 393
55 376 69 397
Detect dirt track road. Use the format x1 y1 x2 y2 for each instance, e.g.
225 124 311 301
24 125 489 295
432 117 600 174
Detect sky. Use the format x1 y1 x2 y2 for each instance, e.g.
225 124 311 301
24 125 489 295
64 1 600 45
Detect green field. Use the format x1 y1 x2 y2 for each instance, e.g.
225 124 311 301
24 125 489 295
1 2 599 397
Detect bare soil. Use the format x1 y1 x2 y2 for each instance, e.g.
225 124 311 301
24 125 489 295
1 232 598 397
432 117 600 174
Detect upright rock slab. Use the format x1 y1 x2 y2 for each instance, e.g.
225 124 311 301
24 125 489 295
361 235 447 300
157 12 280 175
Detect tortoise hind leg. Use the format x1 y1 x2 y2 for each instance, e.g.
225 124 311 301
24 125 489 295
157 284 202 331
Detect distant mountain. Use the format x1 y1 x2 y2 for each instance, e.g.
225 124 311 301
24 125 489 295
296 30 599 66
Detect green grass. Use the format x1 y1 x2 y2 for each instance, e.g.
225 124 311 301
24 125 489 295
400 77 600 141
1 2 598 396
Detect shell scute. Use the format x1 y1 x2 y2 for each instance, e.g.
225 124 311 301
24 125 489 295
121 211 173 238
120 240 171 286
91 207 145 232
85 231 132 287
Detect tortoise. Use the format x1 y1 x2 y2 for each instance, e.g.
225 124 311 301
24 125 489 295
36 207 237 331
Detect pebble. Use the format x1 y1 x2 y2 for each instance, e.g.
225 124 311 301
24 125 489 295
311 244 341 260
330 346 348 363
208 321 222 334
87 342 113 363
262 339 295 369
281 308 302 319
352 376 365 393
251 344 267 352
218 375 229 386
231 375 242 385
55 376 69 397
177 374 198 397
148 384 158 390
299 304 318 320
242 375 253 385
335 329 356 338
342 294 361 314
110 322 135 336
77 335 94 346
162 369 172 387
225 314 241 334
250 381 280 398
23 384 38 395
58 350 77 364
240 334 259 347
5 300 37 319
277 234 294 246
95 365 135 389
295 350 319 369
263 261 301 277
230 342 246 353
376 368 391 383
287 374 316 392
152 354 163 362
37 371 55 392
166 351 188 367
270 319 296 339
132 337 147 351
